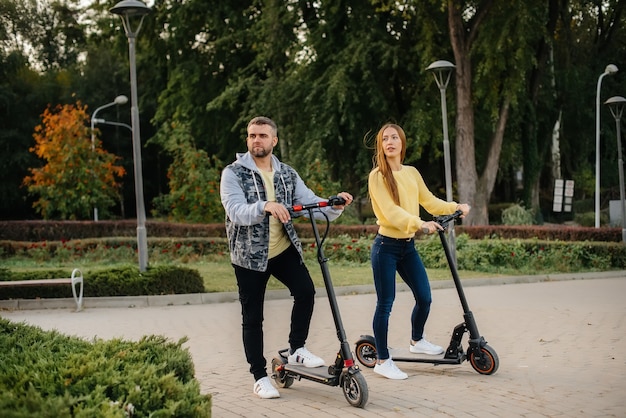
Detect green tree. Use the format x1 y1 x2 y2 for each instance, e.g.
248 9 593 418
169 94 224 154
284 0 418 198
2 0 625 226
0 0 86 71
72 0 166 220
0 0 85 219
511 0 626 222
444 0 547 225
293 139 342 200
554 0 626 213
150 122 224 223
151 0 257 159
0 52 41 219
23 101 126 219
444 0 626 224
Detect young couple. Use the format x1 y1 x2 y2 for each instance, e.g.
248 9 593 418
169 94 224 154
220 117 469 399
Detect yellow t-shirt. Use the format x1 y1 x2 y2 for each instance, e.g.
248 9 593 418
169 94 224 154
260 170 292 258
368 165 458 238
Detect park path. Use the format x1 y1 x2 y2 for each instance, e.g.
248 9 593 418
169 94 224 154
2 273 626 417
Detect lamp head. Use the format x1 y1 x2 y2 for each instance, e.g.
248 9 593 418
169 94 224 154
426 60 456 73
604 96 626 106
605 96 626 120
426 60 455 89
110 0 151 17
605 64 618 75
114 95 129 105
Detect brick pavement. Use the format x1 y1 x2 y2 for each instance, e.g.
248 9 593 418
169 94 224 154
2 273 625 417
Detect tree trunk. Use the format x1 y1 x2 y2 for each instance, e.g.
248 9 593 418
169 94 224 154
448 0 508 226
465 98 510 225
453 53 479 222
448 2 477 222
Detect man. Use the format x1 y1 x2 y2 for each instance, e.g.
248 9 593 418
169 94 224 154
220 116 353 399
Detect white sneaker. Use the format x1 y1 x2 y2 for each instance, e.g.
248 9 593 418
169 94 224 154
374 358 408 380
288 346 324 367
253 376 280 399
409 338 444 355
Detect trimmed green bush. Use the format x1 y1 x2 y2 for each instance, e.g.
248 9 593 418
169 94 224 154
416 234 626 274
0 265 205 301
501 204 535 225
0 318 211 417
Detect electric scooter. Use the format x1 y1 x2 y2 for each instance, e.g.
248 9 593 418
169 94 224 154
354 210 499 375
271 196 369 408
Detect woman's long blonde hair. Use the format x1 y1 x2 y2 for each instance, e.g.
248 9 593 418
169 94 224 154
371 123 406 206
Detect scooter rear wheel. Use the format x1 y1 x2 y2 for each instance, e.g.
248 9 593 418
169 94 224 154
354 337 377 368
271 357 294 388
341 370 368 408
469 344 499 375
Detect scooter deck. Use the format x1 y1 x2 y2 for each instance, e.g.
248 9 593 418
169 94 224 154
389 347 463 364
282 363 340 385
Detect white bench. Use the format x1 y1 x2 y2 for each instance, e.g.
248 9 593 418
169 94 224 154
0 268 84 311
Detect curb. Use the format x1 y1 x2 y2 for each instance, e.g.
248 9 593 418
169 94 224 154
1 270 624 312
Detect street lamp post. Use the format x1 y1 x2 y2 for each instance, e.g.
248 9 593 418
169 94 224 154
111 0 151 272
604 96 626 244
90 95 128 221
93 118 132 132
427 60 457 263
595 64 618 228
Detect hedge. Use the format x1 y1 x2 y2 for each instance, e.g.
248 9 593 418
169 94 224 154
0 318 211 417
0 265 205 300
0 220 622 242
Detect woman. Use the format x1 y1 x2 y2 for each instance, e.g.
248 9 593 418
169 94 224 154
368 123 470 380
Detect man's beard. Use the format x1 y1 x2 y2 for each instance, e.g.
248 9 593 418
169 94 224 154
250 146 271 158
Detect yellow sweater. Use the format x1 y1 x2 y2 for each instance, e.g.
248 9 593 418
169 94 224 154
368 166 458 239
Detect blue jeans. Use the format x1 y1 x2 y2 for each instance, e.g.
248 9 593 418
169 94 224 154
371 234 432 360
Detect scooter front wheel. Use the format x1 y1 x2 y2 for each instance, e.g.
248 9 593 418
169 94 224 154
469 344 499 375
341 370 368 408
271 357 294 388
354 336 377 368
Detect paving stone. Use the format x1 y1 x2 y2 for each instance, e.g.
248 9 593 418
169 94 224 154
2 272 625 417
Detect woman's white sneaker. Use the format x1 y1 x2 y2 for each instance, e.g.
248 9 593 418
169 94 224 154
410 338 444 355
373 358 408 380
253 376 280 399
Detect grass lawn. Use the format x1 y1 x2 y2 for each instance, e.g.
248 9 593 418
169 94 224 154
5 259 507 293
190 261 506 293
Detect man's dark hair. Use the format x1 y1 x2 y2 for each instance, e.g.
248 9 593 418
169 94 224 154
248 116 277 137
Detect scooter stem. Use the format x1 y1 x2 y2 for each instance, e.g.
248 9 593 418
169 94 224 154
307 207 354 365
436 212 482 339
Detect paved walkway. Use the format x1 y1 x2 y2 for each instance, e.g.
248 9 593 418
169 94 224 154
2 271 626 417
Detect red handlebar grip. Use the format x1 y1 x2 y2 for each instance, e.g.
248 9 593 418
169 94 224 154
291 200 334 212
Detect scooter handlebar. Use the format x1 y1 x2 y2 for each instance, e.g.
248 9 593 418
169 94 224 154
433 209 464 229
291 195 346 212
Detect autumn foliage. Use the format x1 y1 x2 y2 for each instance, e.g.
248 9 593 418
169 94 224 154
23 102 126 220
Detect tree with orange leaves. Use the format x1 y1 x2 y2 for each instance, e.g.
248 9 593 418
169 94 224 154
23 101 126 220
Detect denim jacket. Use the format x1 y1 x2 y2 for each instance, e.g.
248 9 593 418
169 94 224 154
220 152 343 271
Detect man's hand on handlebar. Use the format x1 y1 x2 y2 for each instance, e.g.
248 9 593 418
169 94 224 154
331 192 354 210
265 201 291 223
266 192 354 222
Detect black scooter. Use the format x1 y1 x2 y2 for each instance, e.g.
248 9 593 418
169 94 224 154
271 196 369 408
354 210 499 375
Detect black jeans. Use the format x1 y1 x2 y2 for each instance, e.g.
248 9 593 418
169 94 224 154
233 245 316 381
